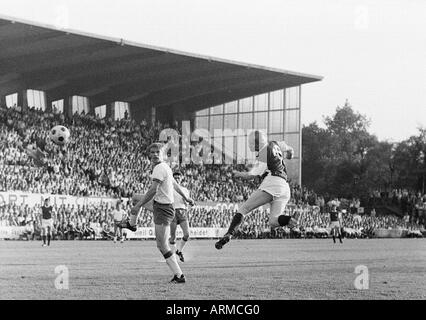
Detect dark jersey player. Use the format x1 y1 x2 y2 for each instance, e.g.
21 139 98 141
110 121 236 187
215 130 300 250
40 198 54 246
329 200 343 244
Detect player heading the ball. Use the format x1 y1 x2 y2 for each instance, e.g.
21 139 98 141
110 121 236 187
215 130 300 250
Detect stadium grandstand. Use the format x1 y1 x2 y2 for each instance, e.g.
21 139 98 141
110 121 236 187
0 14 322 183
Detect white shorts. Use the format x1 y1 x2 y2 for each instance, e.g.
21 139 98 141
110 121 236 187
259 175 290 199
330 221 341 228
42 218 53 229
259 176 291 225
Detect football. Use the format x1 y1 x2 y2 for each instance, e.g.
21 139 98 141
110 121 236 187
49 125 70 145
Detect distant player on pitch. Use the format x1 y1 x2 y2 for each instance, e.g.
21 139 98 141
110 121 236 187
169 172 191 262
112 201 127 243
329 200 343 244
40 198 54 247
124 143 195 283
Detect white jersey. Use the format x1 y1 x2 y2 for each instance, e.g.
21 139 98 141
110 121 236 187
174 186 190 210
151 162 174 204
113 209 126 221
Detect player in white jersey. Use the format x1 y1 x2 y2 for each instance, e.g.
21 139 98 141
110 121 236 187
124 143 195 283
169 172 191 262
112 201 127 243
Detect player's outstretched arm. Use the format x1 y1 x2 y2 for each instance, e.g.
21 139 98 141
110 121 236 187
232 170 257 180
173 179 195 206
278 141 294 159
233 161 267 180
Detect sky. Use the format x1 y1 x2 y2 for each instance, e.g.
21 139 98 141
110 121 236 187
1 0 425 142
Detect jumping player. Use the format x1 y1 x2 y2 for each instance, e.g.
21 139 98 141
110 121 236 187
329 200 343 244
124 143 195 283
112 201 127 243
169 172 191 262
215 130 300 250
40 198 54 247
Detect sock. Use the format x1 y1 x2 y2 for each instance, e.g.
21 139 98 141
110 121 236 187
169 241 176 252
278 215 291 226
42 235 46 244
227 213 243 236
164 251 183 277
130 213 137 226
332 235 336 243
177 236 189 252
114 236 117 242
339 234 343 243
47 234 51 245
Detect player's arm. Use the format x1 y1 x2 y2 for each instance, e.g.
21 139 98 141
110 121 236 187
173 179 194 206
130 180 159 215
277 141 294 159
233 162 267 180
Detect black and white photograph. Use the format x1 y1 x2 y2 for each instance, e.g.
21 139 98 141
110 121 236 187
0 0 425 309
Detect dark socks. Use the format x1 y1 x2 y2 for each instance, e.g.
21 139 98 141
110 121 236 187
47 234 51 245
42 235 46 244
226 212 244 236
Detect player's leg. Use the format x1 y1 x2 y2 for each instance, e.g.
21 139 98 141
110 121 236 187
119 226 123 243
169 219 178 252
113 224 118 242
176 220 190 262
338 225 343 243
47 225 51 246
268 194 292 229
153 202 185 283
155 223 185 283
124 206 141 232
41 224 47 246
331 226 336 243
177 220 190 252
268 181 299 230
215 190 272 250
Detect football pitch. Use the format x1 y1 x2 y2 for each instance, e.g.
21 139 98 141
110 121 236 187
1 238 425 300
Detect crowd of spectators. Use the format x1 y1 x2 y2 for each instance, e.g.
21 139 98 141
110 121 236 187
0 105 261 201
368 189 426 221
1 200 424 241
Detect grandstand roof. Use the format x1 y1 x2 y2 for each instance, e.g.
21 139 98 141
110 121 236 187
0 15 322 111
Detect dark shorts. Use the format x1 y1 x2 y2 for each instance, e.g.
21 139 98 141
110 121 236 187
153 201 175 225
173 209 188 224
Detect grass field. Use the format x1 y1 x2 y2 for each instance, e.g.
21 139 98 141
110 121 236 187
0 238 425 300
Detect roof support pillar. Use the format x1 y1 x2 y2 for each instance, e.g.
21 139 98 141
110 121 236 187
106 102 115 120
45 93 54 113
87 98 95 116
17 90 28 113
129 100 152 125
63 96 73 119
